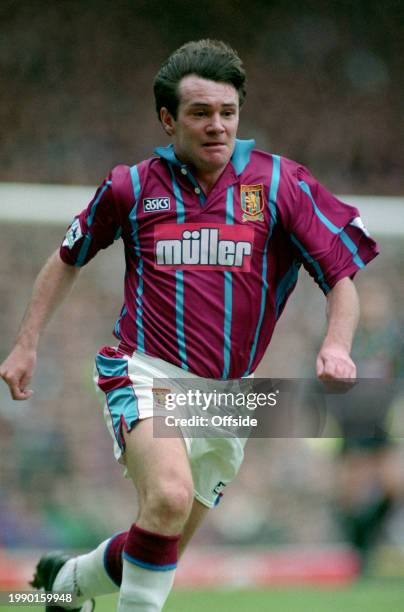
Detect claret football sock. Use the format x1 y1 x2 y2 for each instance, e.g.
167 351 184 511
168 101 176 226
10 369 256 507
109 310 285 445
118 523 180 612
53 536 121 608
103 530 127 585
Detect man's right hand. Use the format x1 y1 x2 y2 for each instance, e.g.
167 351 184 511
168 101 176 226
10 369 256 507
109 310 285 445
0 250 80 401
0 345 37 400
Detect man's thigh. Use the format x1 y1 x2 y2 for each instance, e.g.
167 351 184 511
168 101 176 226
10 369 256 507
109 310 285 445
123 418 193 503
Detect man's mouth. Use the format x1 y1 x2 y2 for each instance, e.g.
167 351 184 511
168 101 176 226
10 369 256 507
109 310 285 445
202 143 226 148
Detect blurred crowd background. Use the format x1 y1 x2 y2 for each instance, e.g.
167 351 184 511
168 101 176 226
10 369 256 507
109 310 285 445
1 0 402 192
1 0 403 581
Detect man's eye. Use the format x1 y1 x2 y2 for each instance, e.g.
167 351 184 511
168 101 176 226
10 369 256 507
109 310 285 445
193 111 207 117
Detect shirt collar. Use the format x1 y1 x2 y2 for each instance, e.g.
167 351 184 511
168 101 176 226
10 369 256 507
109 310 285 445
153 143 183 167
153 138 256 176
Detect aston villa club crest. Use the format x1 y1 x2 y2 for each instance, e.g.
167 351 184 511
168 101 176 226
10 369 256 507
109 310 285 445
240 184 264 222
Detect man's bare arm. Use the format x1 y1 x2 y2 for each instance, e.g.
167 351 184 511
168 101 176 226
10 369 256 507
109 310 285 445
316 277 360 380
0 250 80 400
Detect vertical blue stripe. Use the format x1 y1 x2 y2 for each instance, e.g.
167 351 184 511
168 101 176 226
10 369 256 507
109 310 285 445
298 180 365 268
268 155 280 237
168 166 185 223
175 270 187 370
222 186 234 379
129 165 145 352
169 166 188 370
243 155 281 376
114 305 128 339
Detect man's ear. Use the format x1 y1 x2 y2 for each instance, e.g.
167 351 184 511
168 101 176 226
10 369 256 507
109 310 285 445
160 107 175 136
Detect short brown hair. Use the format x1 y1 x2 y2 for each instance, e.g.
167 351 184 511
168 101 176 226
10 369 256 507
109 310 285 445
153 39 246 120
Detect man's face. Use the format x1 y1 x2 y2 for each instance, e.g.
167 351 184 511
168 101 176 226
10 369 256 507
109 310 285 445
161 75 240 176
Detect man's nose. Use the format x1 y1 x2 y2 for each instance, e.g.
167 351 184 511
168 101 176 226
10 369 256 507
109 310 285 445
207 113 225 132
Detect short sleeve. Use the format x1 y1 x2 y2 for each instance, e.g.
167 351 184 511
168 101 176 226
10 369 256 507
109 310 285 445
60 171 121 267
285 166 379 294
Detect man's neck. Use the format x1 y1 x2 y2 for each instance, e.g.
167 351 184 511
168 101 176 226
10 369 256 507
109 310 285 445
196 169 224 195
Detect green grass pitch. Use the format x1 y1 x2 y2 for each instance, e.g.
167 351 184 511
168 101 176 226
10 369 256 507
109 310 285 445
2 582 404 611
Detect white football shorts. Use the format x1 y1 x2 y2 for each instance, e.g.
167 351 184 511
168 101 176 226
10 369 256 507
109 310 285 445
94 346 248 508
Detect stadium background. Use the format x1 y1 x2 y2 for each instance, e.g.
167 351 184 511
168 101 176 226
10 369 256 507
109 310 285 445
1 1 403 609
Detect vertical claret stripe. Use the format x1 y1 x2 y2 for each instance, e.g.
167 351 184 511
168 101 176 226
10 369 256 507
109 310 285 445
222 186 235 379
76 180 112 266
129 165 145 352
298 181 365 268
169 166 188 370
243 155 281 376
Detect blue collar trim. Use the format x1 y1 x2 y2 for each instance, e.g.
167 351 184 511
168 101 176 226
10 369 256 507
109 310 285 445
153 139 255 175
153 144 183 167
231 139 255 175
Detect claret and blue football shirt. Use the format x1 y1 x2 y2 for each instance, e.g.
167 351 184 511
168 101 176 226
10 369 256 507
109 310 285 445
60 139 379 379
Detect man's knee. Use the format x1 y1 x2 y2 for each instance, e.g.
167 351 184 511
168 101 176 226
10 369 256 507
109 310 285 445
140 479 194 532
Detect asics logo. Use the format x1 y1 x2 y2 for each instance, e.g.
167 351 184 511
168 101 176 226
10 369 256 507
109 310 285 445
143 197 171 213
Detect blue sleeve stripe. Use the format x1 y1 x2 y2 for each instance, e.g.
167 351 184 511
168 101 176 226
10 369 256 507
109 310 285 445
74 180 113 266
298 180 365 268
339 232 365 268
75 234 92 267
130 166 142 204
275 262 300 319
243 155 281 376
222 186 235 379
290 233 330 293
129 165 145 353
87 180 112 227
168 166 188 370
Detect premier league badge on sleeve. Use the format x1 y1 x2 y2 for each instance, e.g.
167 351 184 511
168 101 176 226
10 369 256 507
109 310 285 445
63 218 83 249
241 184 264 222
349 216 370 237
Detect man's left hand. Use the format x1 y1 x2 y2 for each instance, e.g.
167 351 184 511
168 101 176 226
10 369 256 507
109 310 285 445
316 343 356 380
